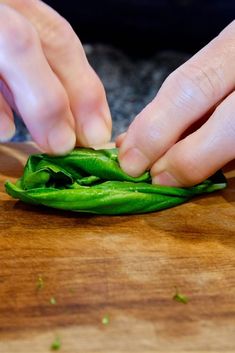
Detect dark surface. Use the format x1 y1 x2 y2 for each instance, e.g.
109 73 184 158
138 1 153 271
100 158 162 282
45 0 235 55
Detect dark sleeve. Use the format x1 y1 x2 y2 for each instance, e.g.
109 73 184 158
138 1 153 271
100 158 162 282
44 0 235 55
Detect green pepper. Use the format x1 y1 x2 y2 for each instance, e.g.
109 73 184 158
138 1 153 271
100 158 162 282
5 147 227 215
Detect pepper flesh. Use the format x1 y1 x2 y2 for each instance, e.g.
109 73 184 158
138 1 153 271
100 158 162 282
5 148 227 215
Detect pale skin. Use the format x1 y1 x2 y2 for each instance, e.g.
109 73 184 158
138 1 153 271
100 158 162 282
0 0 235 187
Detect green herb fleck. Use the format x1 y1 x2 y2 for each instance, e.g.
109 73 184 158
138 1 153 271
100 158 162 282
173 287 189 304
36 275 44 290
50 297 57 305
50 337 61 351
102 314 110 325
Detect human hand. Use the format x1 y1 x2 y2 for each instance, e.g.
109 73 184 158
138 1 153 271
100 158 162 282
118 21 235 187
0 0 111 154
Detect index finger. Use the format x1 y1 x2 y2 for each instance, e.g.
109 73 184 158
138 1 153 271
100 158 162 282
118 21 235 177
0 4 76 154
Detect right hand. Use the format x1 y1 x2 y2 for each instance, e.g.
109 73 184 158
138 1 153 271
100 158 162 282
0 0 112 154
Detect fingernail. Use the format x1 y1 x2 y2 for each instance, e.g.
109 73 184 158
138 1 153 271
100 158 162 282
49 122 76 155
0 115 15 142
82 117 111 147
119 147 149 177
152 171 181 187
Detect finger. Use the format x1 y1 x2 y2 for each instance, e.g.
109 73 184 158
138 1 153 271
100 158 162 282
0 4 76 154
151 90 235 187
2 0 112 146
0 91 15 141
115 132 126 147
118 20 235 177
0 77 17 112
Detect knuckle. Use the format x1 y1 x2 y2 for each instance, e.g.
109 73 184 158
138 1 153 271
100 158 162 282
0 5 36 54
222 113 235 139
179 63 222 100
42 15 80 52
227 19 235 30
218 19 235 37
55 17 75 42
165 62 223 109
170 148 205 185
131 113 168 159
35 90 69 122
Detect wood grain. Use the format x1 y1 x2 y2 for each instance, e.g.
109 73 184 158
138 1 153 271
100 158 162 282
0 143 235 353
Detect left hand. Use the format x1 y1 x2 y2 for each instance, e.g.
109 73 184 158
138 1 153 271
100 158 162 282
117 21 235 187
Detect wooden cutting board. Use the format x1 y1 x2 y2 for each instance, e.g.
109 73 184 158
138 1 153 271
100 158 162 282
0 143 235 353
